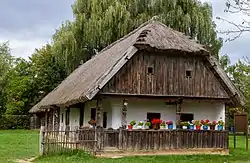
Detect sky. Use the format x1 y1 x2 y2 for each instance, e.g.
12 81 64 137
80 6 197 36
0 0 249 63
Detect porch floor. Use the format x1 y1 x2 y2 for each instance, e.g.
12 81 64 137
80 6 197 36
96 148 229 158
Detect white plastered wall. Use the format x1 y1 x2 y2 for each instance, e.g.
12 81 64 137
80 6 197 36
109 98 225 129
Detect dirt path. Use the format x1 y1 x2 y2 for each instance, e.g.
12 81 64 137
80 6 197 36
13 157 37 163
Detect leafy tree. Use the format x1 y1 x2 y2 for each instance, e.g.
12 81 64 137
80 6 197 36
52 0 223 75
30 44 66 105
0 42 13 115
4 58 34 115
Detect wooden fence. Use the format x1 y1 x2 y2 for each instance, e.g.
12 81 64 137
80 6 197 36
40 127 229 155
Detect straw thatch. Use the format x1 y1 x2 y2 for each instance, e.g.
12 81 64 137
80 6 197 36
29 20 244 113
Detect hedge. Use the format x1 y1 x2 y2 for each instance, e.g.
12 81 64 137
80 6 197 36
0 115 30 129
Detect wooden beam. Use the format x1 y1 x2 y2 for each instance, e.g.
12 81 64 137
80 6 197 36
225 103 230 131
96 99 103 127
121 99 128 129
176 99 182 129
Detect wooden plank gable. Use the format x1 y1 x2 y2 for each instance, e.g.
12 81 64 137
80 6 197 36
101 51 229 99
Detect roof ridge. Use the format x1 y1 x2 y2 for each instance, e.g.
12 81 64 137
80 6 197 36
95 19 155 56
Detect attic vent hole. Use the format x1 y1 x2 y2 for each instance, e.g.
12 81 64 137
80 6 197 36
148 67 153 74
185 70 192 78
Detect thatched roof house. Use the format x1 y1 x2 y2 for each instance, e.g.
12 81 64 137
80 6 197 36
29 20 245 114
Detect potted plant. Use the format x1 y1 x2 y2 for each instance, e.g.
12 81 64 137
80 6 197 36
144 121 151 129
180 121 189 129
210 120 217 130
160 121 166 129
151 119 162 130
166 120 173 129
137 121 144 129
189 121 195 130
88 119 97 128
194 120 201 130
202 119 210 130
217 120 224 131
128 120 136 130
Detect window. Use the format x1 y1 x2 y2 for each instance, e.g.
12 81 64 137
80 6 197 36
147 67 153 74
147 112 161 129
185 70 192 78
103 112 107 128
180 113 194 122
91 108 96 120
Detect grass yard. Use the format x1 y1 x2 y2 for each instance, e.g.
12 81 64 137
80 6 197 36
1 130 250 163
0 130 39 163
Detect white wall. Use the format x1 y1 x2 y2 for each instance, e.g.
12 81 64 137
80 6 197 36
181 101 225 122
109 98 225 129
59 98 225 130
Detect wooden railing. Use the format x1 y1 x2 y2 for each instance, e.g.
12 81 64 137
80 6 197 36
119 129 229 150
40 128 228 155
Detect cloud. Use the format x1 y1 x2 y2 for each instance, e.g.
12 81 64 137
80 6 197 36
0 0 75 59
202 0 250 63
1 0 249 63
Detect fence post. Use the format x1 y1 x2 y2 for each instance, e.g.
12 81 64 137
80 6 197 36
118 127 123 149
40 126 45 155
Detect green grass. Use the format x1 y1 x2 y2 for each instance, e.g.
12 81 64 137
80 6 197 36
0 130 250 163
0 130 39 163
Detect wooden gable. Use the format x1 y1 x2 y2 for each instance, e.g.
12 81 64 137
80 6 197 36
101 51 229 99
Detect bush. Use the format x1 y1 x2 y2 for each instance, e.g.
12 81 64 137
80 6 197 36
0 115 30 129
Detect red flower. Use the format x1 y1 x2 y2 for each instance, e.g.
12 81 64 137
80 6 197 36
151 119 162 125
200 120 205 124
212 121 217 125
205 119 210 123
167 120 173 125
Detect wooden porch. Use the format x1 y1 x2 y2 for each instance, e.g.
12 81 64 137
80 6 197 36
41 128 229 156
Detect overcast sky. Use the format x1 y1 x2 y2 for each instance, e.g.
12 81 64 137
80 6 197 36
0 0 249 63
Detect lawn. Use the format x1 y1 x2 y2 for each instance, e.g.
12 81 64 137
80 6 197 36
0 130 39 163
1 130 250 163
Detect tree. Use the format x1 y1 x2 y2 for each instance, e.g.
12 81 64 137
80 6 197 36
52 0 223 75
30 44 66 104
0 42 13 115
217 0 250 41
4 58 34 115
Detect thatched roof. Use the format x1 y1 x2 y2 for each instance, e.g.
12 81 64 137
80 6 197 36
29 20 244 113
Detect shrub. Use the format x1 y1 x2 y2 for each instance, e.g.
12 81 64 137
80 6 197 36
0 115 30 129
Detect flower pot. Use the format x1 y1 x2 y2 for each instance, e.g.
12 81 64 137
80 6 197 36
182 126 188 129
128 125 133 130
152 124 160 130
203 125 208 131
210 125 215 130
167 124 173 129
144 125 150 130
160 126 166 129
196 125 201 130
137 125 143 129
189 125 194 130
218 125 223 131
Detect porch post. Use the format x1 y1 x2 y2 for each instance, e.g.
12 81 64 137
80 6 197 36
225 103 230 131
176 99 182 129
121 99 128 129
45 109 48 130
96 99 103 127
